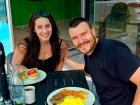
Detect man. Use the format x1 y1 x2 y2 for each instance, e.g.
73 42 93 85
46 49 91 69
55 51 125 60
68 17 140 105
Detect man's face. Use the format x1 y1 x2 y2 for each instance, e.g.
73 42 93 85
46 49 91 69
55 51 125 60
69 22 97 55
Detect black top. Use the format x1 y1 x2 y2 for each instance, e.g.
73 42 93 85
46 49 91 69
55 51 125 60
25 56 56 72
84 38 139 105
21 38 62 72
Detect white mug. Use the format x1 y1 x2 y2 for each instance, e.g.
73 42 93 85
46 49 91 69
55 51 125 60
24 86 35 104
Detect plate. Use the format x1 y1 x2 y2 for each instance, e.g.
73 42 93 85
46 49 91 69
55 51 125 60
46 87 95 105
23 70 46 85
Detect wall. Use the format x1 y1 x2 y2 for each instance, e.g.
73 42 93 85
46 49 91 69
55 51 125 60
10 0 81 26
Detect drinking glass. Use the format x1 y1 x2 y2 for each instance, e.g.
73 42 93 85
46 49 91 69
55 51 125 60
6 63 13 86
9 65 25 105
10 85 25 105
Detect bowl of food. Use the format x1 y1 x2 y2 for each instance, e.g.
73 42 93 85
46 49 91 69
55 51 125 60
49 88 88 105
26 68 38 79
47 87 96 105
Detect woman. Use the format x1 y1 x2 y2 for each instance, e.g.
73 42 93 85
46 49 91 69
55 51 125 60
12 10 84 72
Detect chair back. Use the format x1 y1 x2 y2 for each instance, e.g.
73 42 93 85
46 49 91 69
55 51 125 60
6 52 13 65
99 2 128 38
107 2 128 32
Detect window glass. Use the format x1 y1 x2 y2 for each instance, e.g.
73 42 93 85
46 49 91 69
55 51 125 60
0 0 12 55
89 0 140 57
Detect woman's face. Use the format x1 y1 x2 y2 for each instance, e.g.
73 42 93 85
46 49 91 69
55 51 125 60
34 17 52 42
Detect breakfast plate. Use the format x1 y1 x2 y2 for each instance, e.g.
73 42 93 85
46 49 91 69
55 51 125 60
23 70 46 85
46 87 95 105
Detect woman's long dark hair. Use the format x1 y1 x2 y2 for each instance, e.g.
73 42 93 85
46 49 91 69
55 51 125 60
22 10 60 68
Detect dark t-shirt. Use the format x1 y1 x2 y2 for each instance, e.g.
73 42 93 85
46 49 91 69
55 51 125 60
84 39 139 105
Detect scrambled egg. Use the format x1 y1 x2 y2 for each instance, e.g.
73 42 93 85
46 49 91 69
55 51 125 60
57 97 84 105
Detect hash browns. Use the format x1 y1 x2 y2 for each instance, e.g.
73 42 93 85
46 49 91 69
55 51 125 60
60 89 88 100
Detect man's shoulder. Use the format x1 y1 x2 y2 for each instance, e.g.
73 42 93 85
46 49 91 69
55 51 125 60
101 38 129 49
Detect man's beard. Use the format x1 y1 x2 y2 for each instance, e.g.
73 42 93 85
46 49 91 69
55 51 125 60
76 35 97 55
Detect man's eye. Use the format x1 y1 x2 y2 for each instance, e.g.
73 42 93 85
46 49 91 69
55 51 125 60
72 37 77 40
81 32 86 36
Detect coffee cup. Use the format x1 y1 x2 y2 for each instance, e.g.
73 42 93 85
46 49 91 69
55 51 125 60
24 86 35 104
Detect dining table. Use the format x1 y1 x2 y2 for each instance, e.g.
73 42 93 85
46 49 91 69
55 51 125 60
33 70 90 105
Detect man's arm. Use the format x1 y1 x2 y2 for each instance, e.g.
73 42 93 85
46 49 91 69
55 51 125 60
129 66 140 105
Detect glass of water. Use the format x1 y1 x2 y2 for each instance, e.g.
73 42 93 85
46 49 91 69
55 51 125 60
9 65 25 105
10 84 25 105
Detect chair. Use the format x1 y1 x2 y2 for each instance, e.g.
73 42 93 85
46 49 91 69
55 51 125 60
6 52 14 74
99 2 128 38
6 52 13 65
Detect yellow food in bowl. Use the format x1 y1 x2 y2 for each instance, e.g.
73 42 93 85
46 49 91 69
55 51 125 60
57 97 84 105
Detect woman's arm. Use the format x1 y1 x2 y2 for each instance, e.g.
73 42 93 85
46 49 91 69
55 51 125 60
56 41 68 71
12 42 27 65
56 40 85 70
64 56 85 70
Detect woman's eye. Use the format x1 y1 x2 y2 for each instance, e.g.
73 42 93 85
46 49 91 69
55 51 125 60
45 24 50 28
37 25 42 29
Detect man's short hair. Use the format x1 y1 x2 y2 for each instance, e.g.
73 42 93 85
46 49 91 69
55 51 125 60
69 17 92 29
